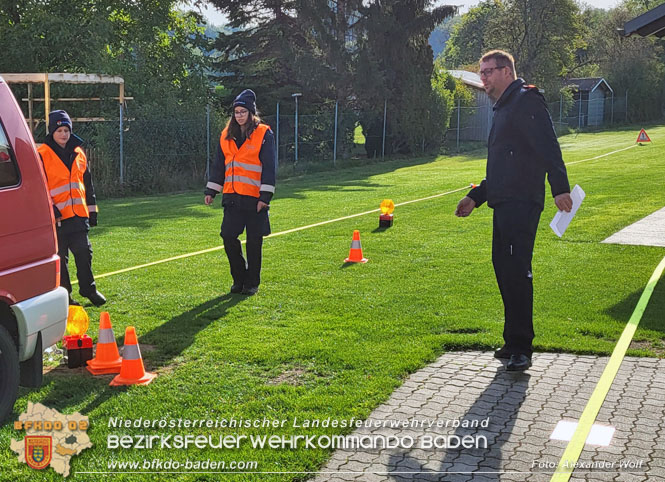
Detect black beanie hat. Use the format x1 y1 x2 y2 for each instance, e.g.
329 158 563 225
48 110 72 136
232 89 257 114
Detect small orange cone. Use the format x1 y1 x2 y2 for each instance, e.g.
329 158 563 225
344 230 368 263
87 312 122 375
109 326 157 386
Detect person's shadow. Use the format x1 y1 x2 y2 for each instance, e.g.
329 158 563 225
388 368 531 481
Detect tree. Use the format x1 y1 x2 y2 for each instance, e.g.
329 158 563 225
577 2 665 122
485 0 584 97
442 0 500 68
355 0 456 154
0 0 211 106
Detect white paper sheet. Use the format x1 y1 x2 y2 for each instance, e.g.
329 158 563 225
550 184 585 238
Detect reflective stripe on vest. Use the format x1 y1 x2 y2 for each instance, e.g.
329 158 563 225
123 344 142 360
54 197 87 211
220 124 269 198
38 144 89 220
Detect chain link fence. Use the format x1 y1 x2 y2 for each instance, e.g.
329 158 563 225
446 94 630 150
19 94 632 197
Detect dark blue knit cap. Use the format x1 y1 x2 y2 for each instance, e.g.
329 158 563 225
232 89 257 114
48 110 72 136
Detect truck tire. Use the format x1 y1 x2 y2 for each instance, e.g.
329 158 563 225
0 324 20 424
20 332 43 388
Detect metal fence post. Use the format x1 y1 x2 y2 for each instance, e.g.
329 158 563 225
381 99 387 161
275 102 280 169
559 93 563 125
333 101 338 166
119 102 124 184
456 98 461 151
206 103 210 180
292 93 302 163
611 92 614 125
625 90 628 123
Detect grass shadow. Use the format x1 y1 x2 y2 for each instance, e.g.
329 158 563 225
139 294 245 369
605 276 665 334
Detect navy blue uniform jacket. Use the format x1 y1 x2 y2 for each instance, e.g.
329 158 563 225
467 78 570 210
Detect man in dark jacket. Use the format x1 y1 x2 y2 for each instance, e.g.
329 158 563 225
455 50 573 371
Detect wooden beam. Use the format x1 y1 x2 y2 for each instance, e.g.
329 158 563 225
44 75 50 135
70 117 135 122
1 73 124 84
20 97 134 102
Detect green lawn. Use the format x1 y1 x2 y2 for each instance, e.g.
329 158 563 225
2 124 664 480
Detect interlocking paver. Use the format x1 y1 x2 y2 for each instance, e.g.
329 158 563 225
310 353 665 482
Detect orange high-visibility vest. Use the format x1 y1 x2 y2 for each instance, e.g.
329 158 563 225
38 144 89 220
220 124 269 198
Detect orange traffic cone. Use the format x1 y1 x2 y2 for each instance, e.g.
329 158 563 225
87 312 122 375
109 326 157 386
345 230 368 263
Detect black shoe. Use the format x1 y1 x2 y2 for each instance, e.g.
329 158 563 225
242 286 259 296
68 296 81 306
493 346 511 359
230 284 243 294
84 291 107 307
506 354 532 371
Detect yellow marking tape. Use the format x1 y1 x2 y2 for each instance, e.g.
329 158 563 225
566 144 637 166
77 142 636 284
75 186 469 283
551 254 665 481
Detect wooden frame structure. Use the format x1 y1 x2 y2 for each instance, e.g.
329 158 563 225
0 73 129 133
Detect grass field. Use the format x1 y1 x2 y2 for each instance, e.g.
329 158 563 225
2 124 664 480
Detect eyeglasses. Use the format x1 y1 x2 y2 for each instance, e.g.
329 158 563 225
234 110 249 116
479 66 506 78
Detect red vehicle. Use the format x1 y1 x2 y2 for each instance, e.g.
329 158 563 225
0 76 68 423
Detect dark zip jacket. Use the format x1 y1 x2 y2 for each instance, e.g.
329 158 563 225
467 78 570 210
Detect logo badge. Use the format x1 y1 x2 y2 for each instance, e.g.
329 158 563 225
25 436 52 470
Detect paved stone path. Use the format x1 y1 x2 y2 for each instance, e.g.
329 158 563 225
312 352 665 481
602 207 665 248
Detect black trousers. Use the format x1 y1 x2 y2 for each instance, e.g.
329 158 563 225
220 203 270 288
57 228 97 297
491 202 542 357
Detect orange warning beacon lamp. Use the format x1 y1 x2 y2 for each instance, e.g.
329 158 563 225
379 199 394 228
64 305 93 368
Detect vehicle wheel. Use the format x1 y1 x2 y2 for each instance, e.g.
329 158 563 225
0 325 20 424
20 332 43 388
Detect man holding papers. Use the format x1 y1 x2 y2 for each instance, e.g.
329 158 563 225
455 50 573 371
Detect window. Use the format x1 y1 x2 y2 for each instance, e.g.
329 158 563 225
0 122 20 189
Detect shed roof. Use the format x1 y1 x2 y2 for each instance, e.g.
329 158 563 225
447 70 484 89
621 3 665 38
565 77 613 94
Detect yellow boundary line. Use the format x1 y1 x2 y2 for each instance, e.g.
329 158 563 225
79 186 470 282
551 254 665 481
566 144 637 166
77 142 636 283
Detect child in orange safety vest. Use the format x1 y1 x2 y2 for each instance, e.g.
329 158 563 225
38 110 106 307
204 89 276 296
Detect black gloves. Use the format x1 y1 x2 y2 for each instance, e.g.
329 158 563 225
89 212 98 227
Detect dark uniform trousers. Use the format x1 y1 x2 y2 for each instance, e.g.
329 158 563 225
57 228 97 297
221 203 271 289
491 201 541 358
